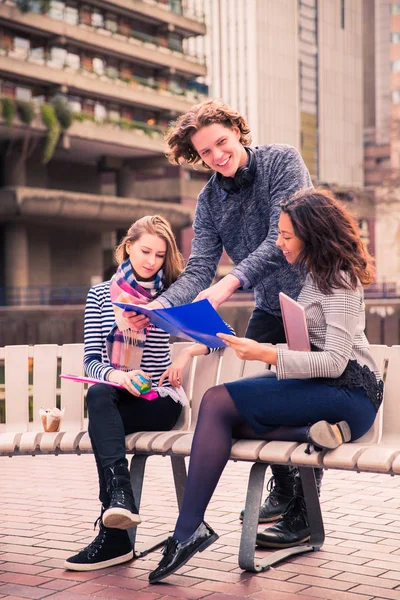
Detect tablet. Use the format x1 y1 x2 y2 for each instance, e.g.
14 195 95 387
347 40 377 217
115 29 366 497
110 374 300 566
279 292 310 352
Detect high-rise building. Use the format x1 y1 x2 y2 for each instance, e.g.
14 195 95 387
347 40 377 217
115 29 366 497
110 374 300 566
0 0 208 304
203 0 363 186
363 0 391 186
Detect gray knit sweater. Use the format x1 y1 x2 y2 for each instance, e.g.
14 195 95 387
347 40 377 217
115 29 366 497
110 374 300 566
159 144 312 315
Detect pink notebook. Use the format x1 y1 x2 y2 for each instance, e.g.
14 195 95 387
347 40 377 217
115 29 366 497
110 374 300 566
60 374 158 400
279 292 311 352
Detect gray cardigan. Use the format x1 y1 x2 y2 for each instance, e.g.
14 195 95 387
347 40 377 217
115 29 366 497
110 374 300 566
158 144 312 316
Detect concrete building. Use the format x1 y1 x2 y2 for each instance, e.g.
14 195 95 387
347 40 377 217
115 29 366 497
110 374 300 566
0 0 208 304
201 0 363 186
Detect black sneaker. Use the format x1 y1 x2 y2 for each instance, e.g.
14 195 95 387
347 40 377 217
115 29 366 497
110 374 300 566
103 463 141 529
64 518 133 571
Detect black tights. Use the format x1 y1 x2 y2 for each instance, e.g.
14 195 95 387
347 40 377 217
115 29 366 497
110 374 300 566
173 384 308 541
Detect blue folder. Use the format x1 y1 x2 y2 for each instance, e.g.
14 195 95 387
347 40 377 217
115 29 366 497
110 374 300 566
112 299 232 348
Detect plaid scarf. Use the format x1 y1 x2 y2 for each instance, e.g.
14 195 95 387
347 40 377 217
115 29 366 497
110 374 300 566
106 259 165 372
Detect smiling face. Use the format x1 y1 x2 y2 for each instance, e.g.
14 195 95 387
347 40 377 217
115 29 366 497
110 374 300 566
190 123 248 177
276 212 305 264
126 233 167 280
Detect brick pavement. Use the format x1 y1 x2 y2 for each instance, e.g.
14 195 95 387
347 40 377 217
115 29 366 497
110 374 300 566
1 454 400 600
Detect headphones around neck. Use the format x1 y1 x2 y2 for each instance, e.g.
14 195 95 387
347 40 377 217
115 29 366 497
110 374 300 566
215 147 256 194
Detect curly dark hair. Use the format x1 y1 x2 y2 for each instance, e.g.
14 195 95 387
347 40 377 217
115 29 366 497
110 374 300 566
165 99 252 168
280 188 375 294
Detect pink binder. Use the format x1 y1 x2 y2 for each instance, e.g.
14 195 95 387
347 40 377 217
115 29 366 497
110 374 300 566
60 374 158 400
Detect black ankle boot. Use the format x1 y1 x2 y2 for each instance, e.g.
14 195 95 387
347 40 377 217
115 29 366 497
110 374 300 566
240 465 297 523
256 468 324 548
102 461 141 529
64 509 133 571
306 420 351 452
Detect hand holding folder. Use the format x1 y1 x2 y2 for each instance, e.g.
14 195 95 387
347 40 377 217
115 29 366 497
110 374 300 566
113 299 232 348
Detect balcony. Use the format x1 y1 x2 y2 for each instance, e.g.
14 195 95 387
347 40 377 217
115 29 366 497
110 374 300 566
0 101 167 160
0 54 198 113
0 186 194 228
0 2 206 75
91 0 206 35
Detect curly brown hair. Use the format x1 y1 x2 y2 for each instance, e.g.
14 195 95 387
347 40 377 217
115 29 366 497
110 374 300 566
115 215 184 289
280 188 375 294
165 99 252 168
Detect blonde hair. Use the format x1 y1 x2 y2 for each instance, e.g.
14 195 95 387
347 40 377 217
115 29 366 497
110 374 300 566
165 99 252 168
115 215 184 288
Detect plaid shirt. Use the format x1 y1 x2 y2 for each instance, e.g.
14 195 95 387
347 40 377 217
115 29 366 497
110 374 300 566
277 273 381 381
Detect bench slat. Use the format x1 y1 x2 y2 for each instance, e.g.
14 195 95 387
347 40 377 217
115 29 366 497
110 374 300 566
60 344 85 429
258 441 300 464
32 344 58 429
218 347 244 383
190 351 221 428
4 346 29 432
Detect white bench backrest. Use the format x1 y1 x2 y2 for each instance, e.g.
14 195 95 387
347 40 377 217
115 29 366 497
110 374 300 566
380 345 400 445
2 344 85 433
355 344 388 444
1 343 393 442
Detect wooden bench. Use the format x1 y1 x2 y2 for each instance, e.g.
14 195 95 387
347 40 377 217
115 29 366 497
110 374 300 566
0 342 397 574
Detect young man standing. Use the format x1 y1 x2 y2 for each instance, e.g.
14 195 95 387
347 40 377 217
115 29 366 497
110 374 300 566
129 99 318 548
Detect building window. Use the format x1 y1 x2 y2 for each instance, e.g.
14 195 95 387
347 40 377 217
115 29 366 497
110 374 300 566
94 102 107 122
30 44 45 63
92 10 104 29
48 0 65 20
15 86 32 101
392 2 400 14
105 61 119 79
170 0 182 14
13 36 30 59
108 106 120 121
29 1 42 13
340 0 345 29
1 81 15 98
392 59 400 72
66 51 80 71
48 46 67 68
392 32 400 43
67 96 81 112
65 4 79 25
93 57 104 75
392 90 400 103
104 14 118 33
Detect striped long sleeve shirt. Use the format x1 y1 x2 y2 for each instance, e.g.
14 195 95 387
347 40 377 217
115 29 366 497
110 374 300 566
277 273 381 381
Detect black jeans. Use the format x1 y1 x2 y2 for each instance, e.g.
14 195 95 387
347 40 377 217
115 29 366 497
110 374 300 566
87 383 182 506
245 308 286 344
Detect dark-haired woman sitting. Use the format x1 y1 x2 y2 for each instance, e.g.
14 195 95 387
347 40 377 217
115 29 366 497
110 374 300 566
148 188 383 584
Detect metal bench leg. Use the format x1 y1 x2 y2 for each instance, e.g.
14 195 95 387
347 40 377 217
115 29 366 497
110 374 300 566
239 462 268 571
127 454 169 557
128 454 187 559
239 464 324 573
171 455 187 510
127 454 147 553
299 466 325 549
